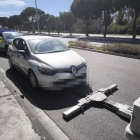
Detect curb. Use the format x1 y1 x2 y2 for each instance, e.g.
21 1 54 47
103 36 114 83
0 67 70 140
70 46 140 60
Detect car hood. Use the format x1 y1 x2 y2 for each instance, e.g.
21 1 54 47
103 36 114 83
5 39 13 43
34 50 84 69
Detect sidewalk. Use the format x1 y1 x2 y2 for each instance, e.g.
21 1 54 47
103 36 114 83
0 78 41 140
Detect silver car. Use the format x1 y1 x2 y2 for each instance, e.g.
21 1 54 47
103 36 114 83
8 36 87 90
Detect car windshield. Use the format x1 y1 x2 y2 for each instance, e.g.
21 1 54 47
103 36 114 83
27 39 69 54
3 32 22 39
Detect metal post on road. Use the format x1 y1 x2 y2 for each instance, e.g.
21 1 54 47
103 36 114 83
35 0 40 32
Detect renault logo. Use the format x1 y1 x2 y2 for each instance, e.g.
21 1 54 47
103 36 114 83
71 66 76 73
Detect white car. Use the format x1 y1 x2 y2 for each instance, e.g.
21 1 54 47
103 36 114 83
8 36 87 90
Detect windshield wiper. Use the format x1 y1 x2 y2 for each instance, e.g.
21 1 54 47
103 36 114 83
34 49 69 54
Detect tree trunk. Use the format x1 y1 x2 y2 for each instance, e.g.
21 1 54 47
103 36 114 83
132 10 139 39
104 25 107 38
86 19 89 36
103 11 108 38
32 16 35 33
70 28 72 36
32 17 34 32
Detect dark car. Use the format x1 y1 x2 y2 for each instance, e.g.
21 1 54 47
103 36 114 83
0 31 23 52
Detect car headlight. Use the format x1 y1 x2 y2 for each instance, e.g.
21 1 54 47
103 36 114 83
37 62 56 75
81 57 87 66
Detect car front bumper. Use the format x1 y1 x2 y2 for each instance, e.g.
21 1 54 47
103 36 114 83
35 66 87 90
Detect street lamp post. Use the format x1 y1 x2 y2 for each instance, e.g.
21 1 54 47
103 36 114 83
35 0 40 32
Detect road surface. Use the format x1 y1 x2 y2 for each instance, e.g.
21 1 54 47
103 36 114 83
0 46 140 140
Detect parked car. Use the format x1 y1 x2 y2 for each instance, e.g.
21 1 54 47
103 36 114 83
0 31 22 53
7 36 87 90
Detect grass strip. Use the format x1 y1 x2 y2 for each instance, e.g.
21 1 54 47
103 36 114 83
68 41 140 56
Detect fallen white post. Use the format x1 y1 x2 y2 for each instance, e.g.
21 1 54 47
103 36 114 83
63 84 117 118
125 97 140 140
63 84 133 120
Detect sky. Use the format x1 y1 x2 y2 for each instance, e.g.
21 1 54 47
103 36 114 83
0 0 73 17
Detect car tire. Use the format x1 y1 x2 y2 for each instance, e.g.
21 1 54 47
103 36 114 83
8 56 14 69
28 70 38 89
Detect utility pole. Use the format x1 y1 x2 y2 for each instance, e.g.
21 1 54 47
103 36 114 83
35 0 40 32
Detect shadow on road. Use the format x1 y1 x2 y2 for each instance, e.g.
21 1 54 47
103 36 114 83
6 68 92 111
0 52 7 59
78 36 140 44
5 68 130 123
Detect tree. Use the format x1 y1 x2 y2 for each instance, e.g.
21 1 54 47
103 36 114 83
39 14 50 30
59 12 77 35
100 0 115 37
100 0 125 37
8 15 22 30
46 15 55 34
20 7 45 32
116 11 125 25
0 17 8 27
124 0 140 39
71 0 102 36
54 17 63 35
74 19 86 33
89 19 103 34
124 8 135 21
23 21 32 31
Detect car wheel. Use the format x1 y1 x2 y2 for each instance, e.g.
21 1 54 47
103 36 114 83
8 57 14 69
29 71 38 89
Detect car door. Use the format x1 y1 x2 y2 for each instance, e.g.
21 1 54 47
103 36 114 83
16 39 31 75
0 33 5 49
12 38 21 67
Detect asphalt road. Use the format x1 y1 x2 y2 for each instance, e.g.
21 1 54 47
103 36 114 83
0 48 140 140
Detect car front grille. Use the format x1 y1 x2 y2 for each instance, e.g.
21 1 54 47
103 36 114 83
56 63 86 73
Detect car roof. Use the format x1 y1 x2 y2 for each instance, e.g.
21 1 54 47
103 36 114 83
15 35 54 40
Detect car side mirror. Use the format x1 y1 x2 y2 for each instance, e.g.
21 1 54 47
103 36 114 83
17 50 26 58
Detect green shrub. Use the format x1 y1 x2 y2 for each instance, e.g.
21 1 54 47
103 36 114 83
102 44 140 56
68 41 91 48
108 24 128 34
69 40 140 56
68 41 102 50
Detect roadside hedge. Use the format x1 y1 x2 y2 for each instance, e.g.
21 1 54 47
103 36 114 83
102 44 140 56
68 41 140 56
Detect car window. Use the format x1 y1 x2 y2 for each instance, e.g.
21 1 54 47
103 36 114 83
18 39 27 50
13 39 20 49
27 39 69 54
3 32 22 39
18 39 30 56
